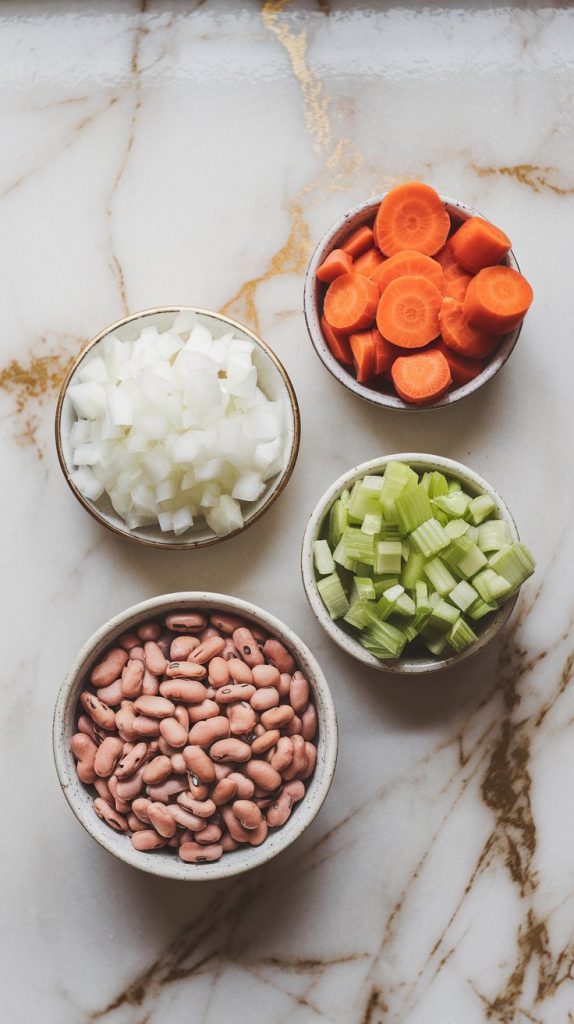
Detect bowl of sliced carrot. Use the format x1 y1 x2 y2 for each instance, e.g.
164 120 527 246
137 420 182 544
303 182 534 409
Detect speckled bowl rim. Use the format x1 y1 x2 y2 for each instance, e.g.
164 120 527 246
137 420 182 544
53 592 338 881
303 194 523 411
55 307 301 550
301 454 520 675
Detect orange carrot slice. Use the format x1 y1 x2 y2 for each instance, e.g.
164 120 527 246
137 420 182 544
433 338 484 386
391 349 452 405
372 250 445 295
443 264 472 302
349 330 378 382
463 266 533 334
439 297 500 359
316 248 353 283
353 247 385 279
449 217 511 274
373 329 399 375
324 272 379 333
376 275 442 349
320 316 353 366
434 240 458 271
340 225 374 259
374 182 450 257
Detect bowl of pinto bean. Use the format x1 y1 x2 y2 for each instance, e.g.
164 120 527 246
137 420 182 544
53 593 338 880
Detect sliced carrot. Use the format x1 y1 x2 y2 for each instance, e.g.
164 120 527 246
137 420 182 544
340 225 374 259
353 247 385 279
463 266 533 334
316 248 353 283
443 264 472 302
320 316 353 366
323 272 379 333
434 240 458 271
391 349 452 405
439 297 500 359
449 216 511 274
433 338 484 386
372 250 444 295
349 330 378 382
376 275 442 349
372 329 399 375
374 182 450 257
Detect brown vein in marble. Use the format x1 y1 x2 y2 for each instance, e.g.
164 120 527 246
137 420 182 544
471 162 574 196
262 0 331 152
0 342 75 456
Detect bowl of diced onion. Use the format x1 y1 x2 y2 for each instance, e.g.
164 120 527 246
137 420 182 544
301 454 535 674
55 307 300 548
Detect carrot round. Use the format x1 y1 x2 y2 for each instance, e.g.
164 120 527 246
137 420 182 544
323 272 379 333
376 275 442 349
353 247 385 279
372 250 445 295
434 241 457 271
316 248 353 283
340 224 374 259
374 182 450 257
433 338 484 386
391 349 452 405
320 316 353 366
463 266 533 334
449 216 511 274
373 329 399 375
443 264 472 302
439 297 500 359
349 330 378 383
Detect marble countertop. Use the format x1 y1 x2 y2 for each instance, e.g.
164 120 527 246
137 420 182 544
2 2 574 1022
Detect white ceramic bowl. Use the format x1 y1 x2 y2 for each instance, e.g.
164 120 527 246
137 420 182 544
303 194 524 411
55 307 300 549
301 454 520 674
53 593 338 880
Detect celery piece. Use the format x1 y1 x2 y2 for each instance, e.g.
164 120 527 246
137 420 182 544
478 520 511 552
355 577 376 601
349 476 385 522
410 518 450 557
489 543 536 591
429 591 441 607
373 575 400 598
380 461 419 507
424 557 457 596
427 471 449 498
342 526 375 565
340 488 351 508
447 617 478 652
377 584 404 619
395 484 433 533
425 634 448 656
431 491 471 518
449 580 479 612
361 511 383 536
328 499 348 549
401 550 426 591
351 560 375 577
420 471 431 493
316 572 349 619
360 607 407 658
448 478 462 493
466 525 479 544
415 580 429 605
445 518 470 540
473 568 513 603
332 536 355 571
343 598 371 630
375 540 403 574
401 539 410 561
467 597 497 621
449 537 488 579
401 623 419 642
359 636 400 660
381 522 402 539
427 599 460 633
467 493 497 525
313 539 335 576
395 592 416 617
433 508 449 527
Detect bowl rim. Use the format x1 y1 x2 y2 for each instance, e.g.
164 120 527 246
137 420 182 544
53 591 338 881
55 306 301 550
301 453 520 675
303 193 523 412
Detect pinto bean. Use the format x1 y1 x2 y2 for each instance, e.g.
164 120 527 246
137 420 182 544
266 781 305 827
251 729 280 755
121 659 144 699
165 661 207 680
146 775 188 802
260 706 295 730
301 704 317 740
137 621 162 642
179 842 222 863
147 802 177 838
244 760 282 791
227 773 255 799
91 648 129 688
187 716 230 748
159 717 188 748
250 687 279 712
182 745 215 783
270 736 294 773
94 736 124 778
118 631 140 651
210 739 252 763
170 635 200 660
165 612 207 632
289 671 310 713
144 641 168 676
142 755 172 785
96 678 123 707
215 684 255 705
226 701 257 736
187 700 220 723
79 692 116 731
170 752 187 774
159 679 207 703
282 734 307 781
232 628 265 667
227 659 253 684
195 824 222 845
212 777 238 806
71 733 98 784
131 830 167 851
190 636 226 664
209 612 246 634
208 657 230 688
221 639 240 662
133 695 175 719
263 638 295 674
251 664 280 689
93 797 128 832
232 800 262 830
115 702 138 742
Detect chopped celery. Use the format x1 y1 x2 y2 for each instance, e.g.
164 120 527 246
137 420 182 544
361 511 383 536
332 536 355 571
395 484 433 533
420 471 431 493
375 540 403 574
395 592 416 617
425 634 448 656
377 584 404 619
468 597 497 620
401 623 419 642
380 461 418 507
427 471 449 498
473 568 513 603
443 535 488 579
466 525 479 544
340 488 351 508
424 557 457 596
431 491 471 518
373 575 401 597
427 599 460 632
401 550 426 590
348 475 384 521
354 577 376 601
401 539 410 561
328 499 348 548
447 617 478 652
360 635 401 660
467 493 497 525
360 606 407 658
410 518 450 557
478 519 511 552
489 543 536 591
448 478 462 493
313 539 335 576
343 598 371 630
445 518 470 540
316 572 349 619
342 526 375 565
449 580 479 612
380 522 402 539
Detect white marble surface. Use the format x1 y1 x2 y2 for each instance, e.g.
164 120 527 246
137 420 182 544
2 2 574 1022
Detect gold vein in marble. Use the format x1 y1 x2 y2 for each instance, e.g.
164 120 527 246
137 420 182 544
471 162 574 196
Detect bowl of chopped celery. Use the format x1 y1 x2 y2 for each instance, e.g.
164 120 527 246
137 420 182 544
301 454 535 674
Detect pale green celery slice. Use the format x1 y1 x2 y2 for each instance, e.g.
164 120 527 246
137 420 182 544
343 596 371 630
360 606 407 658
473 568 513 603
424 557 457 595
410 518 450 557
401 550 426 590
431 491 471 518
328 499 348 549
361 511 383 536
477 520 511 552
445 518 470 540
360 635 401 660
466 525 479 544
429 591 441 607
349 478 384 521
395 484 433 533
394 592 416 617
332 536 355 571
467 493 497 525
425 634 449 656
420 471 431 493
340 488 351 507
447 617 478 652
380 461 419 509
355 577 376 600
342 526 375 565
489 543 536 591
381 522 403 539
467 597 497 620
433 508 450 527
449 580 479 612
427 599 460 633
317 572 349 619
349 559 375 577
376 584 404 619
448 478 462 493
373 575 401 597
427 471 450 498
313 539 335 576
401 538 410 561
375 540 403 574
401 623 419 642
